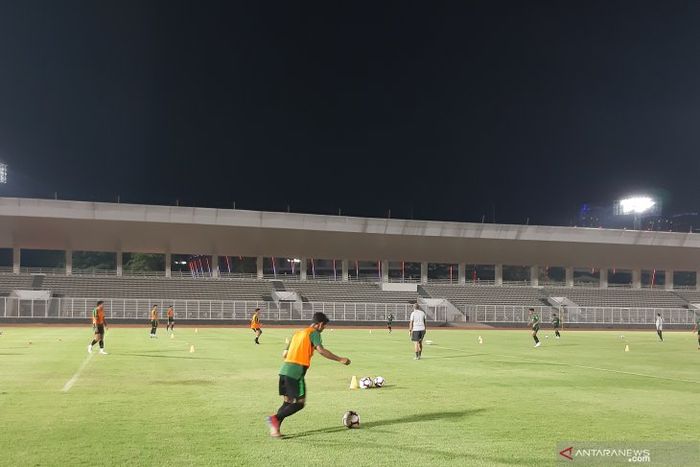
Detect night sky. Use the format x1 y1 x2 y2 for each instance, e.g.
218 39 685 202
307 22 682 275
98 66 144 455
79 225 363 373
1 1 699 225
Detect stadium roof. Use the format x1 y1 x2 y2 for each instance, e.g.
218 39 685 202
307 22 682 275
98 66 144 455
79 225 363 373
1 197 700 270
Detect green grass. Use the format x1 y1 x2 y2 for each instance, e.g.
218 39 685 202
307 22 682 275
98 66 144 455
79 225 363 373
0 326 698 466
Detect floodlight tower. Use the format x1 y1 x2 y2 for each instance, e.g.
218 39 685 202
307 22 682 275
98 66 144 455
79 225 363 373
617 196 657 229
0 161 6 184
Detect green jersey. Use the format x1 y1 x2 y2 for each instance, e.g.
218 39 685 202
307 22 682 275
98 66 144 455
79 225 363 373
279 330 322 380
531 314 540 325
387 314 394 325
552 316 560 327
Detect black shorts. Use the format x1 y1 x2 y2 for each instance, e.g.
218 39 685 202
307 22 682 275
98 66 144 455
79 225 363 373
411 330 426 342
532 325 540 333
251 327 261 332
278 375 306 400
168 317 174 324
151 320 158 327
95 324 105 335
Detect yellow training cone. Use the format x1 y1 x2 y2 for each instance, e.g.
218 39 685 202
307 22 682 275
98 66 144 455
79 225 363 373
190 345 195 353
170 333 174 339
625 344 630 352
195 328 198 334
369 329 372 334
349 375 359 390
478 336 483 344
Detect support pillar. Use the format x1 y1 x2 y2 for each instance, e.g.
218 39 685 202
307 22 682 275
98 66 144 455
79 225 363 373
300 258 307 280
664 269 673 290
696 271 700 291
420 262 428 285
495 264 503 286
632 269 641 289
458 263 466 285
565 267 574 287
65 250 73 276
664 270 673 290
116 252 123 277
341 260 349 282
530 265 539 287
13 247 20 274
165 253 172 278
256 256 263 279
381 260 389 283
599 268 608 288
211 255 220 278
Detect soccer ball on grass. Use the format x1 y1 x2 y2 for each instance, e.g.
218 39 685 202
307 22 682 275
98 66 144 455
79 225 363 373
359 377 373 389
342 411 360 428
373 376 385 388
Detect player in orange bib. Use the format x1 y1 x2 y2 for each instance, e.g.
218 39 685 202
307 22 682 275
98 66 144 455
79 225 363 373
166 306 175 332
265 312 350 438
87 300 108 355
250 308 262 344
149 305 159 338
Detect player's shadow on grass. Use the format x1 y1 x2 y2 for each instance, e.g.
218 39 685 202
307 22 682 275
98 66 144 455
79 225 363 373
284 408 488 439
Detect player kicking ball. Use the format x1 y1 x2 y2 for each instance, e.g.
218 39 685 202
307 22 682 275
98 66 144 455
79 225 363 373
266 312 350 438
528 308 541 347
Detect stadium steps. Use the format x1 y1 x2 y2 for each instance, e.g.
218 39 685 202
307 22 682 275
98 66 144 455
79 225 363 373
284 281 417 304
0 274 36 294
271 280 286 292
31 274 46 289
417 285 432 298
543 287 688 308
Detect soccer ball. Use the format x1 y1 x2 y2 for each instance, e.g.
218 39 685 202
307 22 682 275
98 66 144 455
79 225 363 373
342 411 360 428
373 376 385 388
359 377 373 389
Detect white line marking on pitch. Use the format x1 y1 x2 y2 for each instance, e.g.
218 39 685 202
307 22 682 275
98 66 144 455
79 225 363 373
432 345 700 385
62 353 94 392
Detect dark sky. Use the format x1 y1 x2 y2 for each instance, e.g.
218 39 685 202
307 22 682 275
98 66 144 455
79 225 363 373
1 1 699 225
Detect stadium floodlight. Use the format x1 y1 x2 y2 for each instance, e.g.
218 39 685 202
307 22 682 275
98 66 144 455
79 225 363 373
0 162 6 184
287 258 301 263
618 196 656 215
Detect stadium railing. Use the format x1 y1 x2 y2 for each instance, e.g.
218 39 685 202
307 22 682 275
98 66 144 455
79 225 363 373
465 304 698 325
1 297 697 326
0 297 449 323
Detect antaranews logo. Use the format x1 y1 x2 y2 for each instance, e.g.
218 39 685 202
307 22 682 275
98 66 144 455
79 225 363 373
557 441 699 464
559 446 574 461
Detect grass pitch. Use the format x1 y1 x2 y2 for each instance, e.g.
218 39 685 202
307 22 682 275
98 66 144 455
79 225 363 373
0 325 698 466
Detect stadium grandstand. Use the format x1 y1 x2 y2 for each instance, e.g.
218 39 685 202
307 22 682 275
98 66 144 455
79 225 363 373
1 197 700 327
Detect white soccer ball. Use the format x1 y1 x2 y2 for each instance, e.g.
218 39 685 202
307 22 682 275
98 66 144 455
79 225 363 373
373 376 385 388
359 377 373 389
342 410 360 428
